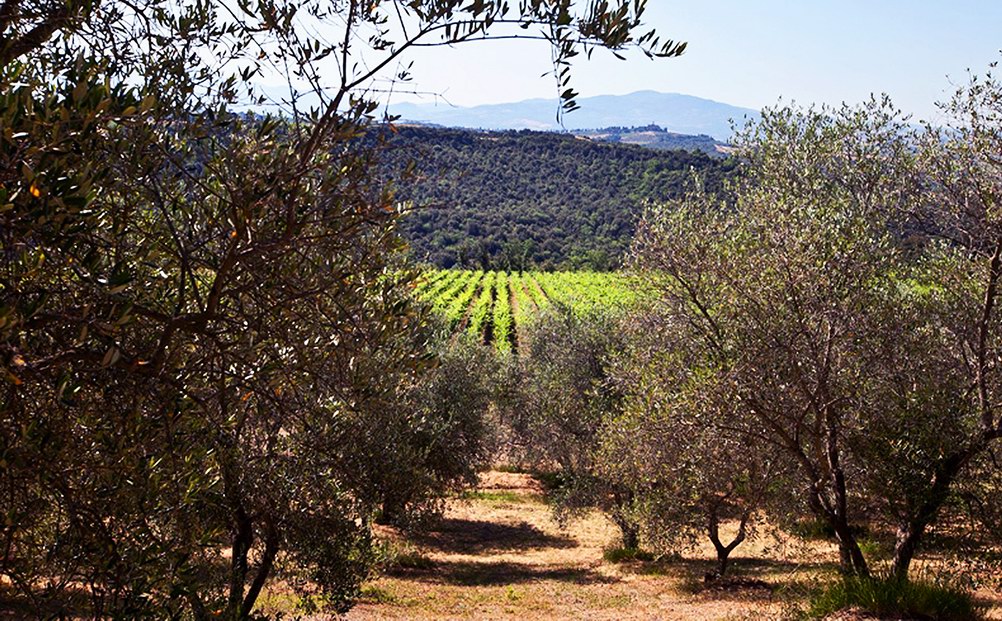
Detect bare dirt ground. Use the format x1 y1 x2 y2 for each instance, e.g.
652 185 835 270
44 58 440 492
343 471 900 621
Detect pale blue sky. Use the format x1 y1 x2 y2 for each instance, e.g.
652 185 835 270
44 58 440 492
388 1 1002 122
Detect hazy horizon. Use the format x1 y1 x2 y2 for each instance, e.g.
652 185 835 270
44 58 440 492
379 1 1002 125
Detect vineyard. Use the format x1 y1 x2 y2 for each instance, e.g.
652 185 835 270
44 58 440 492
417 270 638 352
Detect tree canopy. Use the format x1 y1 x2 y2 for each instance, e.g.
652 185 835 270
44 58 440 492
1 0 684 616
381 125 729 270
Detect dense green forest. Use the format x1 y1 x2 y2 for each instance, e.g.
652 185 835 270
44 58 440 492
381 126 732 270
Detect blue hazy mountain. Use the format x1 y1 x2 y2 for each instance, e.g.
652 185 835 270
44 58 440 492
388 91 758 141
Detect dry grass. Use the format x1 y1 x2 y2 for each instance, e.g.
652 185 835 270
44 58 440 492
347 472 820 620
254 470 1002 620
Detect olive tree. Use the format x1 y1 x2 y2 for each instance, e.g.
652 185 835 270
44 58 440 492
370 333 498 525
1 0 685 616
867 66 1002 579
498 307 643 549
631 86 1002 581
0 92 435 615
601 308 788 578
631 99 919 577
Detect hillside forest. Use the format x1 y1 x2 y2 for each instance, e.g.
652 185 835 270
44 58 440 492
3 0 1002 620
383 126 731 270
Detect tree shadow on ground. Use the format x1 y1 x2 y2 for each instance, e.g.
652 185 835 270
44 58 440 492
410 518 577 554
398 559 619 587
627 555 838 578
620 555 839 603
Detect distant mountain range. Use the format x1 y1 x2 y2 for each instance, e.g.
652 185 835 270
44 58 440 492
388 91 758 141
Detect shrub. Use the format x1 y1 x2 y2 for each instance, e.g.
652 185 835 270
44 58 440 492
603 547 655 563
807 574 983 621
373 540 436 572
789 519 869 542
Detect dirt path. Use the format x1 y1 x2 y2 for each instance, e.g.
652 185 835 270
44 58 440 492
347 472 806 620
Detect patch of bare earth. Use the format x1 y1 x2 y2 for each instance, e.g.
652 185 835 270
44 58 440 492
346 471 823 620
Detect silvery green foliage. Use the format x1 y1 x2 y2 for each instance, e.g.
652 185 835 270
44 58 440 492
1 0 683 616
630 98 916 578
602 307 790 576
497 307 644 547
627 77 1002 580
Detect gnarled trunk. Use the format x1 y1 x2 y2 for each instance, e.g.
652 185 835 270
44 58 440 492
890 448 975 580
805 479 869 577
611 513 640 549
891 521 924 581
610 488 639 549
706 505 748 579
832 517 869 577
228 505 254 614
824 410 870 577
241 518 280 618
